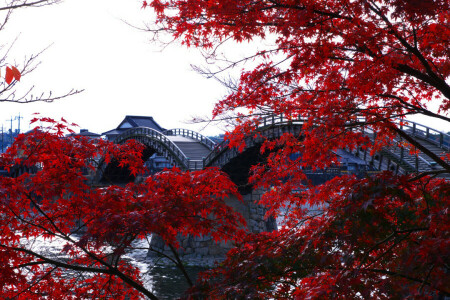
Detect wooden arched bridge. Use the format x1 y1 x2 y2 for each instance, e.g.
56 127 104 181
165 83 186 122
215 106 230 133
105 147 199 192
101 115 450 185
95 115 450 258
114 127 214 171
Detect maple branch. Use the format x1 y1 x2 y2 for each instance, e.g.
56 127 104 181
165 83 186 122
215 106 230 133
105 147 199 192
328 55 354 62
358 232 396 270
267 0 352 21
0 88 84 103
14 260 48 269
362 228 428 272
0 44 84 103
394 64 450 100
26 193 69 238
192 46 285 79
364 268 446 293
2 244 159 299
394 227 430 234
419 264 435 294
169 244 193 287
407 169 449 182
12 266 58 299
23 192 156 298
147 246 178 265
2 244 112 274
315 265 448 294
0 6 12 31
365 1 450 100
377 93 450 123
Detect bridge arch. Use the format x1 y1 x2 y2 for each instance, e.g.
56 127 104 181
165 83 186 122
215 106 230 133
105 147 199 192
97 127 190 184
96 126 221 183
114 127 190 170
205 115 450 184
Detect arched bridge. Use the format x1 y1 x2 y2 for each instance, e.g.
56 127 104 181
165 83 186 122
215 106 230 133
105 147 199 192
100 115 449 256
113 127 214 171
103 116 449 183
98 127 214 182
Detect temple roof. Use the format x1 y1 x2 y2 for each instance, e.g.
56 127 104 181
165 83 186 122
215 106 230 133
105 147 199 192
102 116 165 139
117 116 165 132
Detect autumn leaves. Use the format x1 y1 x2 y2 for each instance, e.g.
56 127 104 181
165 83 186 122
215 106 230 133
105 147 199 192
2 65 21 85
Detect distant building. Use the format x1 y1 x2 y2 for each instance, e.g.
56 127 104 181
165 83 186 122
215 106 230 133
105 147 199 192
1 129 19 153
67 129 101 139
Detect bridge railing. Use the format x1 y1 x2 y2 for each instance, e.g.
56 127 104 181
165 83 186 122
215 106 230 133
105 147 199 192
258 114 307 128
359 117 450 150
203 114 308 167
203 140 229 167
114 127 190 170
204 114 449 173
395 120 450 151
356 118 449 173
164 128 216 150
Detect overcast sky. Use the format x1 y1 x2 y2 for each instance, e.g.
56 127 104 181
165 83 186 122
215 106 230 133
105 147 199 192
0 0 229 136
0 0 448 137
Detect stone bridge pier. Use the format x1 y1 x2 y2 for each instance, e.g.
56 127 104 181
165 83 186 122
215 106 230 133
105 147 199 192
147 188 276 261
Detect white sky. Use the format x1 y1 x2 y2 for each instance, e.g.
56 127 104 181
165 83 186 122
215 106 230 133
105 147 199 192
0 0 448 136
0 0 229 136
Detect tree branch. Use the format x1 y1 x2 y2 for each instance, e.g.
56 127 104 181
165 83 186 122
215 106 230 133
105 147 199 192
0 0 59 12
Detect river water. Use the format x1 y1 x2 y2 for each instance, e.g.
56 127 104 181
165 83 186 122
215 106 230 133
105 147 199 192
26 236 209 299
123 238 209 299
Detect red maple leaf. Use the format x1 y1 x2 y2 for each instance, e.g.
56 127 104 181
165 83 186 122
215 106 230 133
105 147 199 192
5 66 13 84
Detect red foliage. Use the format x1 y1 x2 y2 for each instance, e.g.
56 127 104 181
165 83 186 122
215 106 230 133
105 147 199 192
4 66 21 84
11 66 21 82
191 175 450 298
143 0 450 298
5 67 14 85
0 117 245 299
1 0 450 298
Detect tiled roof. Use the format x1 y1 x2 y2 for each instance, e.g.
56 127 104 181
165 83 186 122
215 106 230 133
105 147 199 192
102 116 165 139
79 129 101 137
117 116 165 132
67 129 101 138
102 129 124 136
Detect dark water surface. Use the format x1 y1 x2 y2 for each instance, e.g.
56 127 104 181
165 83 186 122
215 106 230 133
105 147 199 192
123 238 212 299
145 265 208 299
27 236 211 299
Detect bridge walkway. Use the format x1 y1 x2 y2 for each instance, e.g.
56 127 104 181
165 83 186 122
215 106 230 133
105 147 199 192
166 136 211 170
390 138 447 171
354 123 449 177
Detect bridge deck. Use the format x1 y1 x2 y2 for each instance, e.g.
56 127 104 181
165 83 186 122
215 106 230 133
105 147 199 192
167 135 212 169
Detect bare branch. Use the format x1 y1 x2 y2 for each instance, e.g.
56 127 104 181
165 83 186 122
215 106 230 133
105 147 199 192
0 0 61 12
